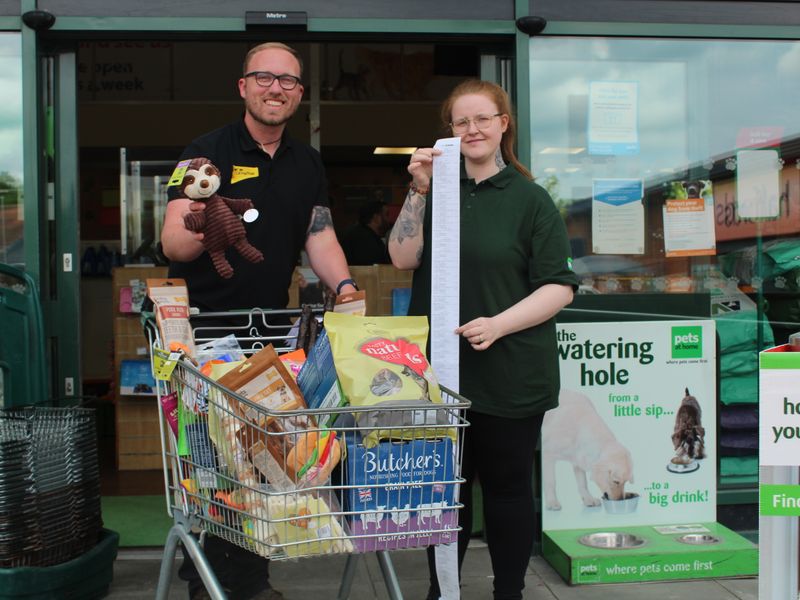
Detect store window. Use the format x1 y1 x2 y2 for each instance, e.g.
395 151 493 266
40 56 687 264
530 37 800 336
0 33 23 266
531 37 800 494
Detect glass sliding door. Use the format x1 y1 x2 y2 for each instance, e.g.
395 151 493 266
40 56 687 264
0 33 23 266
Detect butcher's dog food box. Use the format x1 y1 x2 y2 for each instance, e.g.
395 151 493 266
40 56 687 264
345 436 458 551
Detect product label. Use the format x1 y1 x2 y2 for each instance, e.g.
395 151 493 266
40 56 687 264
360 337 427 376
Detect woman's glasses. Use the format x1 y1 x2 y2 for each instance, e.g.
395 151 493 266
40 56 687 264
244 71 302 90
450 113 503 134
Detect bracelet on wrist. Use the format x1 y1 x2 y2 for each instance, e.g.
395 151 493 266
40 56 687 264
409 181 429 196
336 278 358 295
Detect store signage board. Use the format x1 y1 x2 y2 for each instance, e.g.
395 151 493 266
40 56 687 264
542 320 717 531
758 345 800 600
759 348 800 468
245 11 308 26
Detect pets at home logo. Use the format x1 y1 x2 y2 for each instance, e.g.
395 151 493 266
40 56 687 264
671 326 703 359
577 562 599 581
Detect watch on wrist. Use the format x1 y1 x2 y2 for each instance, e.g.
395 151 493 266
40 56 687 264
336 278 358 295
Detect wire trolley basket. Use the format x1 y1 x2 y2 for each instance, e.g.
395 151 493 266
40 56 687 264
149 308 470 600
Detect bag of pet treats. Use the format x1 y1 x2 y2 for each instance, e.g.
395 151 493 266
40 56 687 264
146 278 196 358
324 312 454 447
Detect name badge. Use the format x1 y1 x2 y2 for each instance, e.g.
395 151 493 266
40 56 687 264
231 165 259 183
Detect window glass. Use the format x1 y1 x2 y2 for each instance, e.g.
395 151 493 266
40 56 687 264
530 37 800 341
0 33 23 266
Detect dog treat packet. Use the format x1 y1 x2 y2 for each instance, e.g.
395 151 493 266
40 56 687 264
334 290 367 316
217 344 306 425
146 278 196 358
324 312 454 447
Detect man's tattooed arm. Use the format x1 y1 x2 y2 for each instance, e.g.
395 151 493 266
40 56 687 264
306 206 334 237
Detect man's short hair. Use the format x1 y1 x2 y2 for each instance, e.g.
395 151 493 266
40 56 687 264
243 42 303 78
358 201 385 226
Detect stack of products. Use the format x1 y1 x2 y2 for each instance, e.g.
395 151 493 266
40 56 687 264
715 309 774 485
0 408 102 567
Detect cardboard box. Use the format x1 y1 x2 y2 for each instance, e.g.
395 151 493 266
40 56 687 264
345 436 458 551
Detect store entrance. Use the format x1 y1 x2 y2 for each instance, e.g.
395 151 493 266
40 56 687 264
71 38 506 497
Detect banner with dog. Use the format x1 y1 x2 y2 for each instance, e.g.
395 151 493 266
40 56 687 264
542 320 717 530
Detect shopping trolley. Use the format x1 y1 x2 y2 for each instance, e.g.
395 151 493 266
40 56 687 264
147 308 470 600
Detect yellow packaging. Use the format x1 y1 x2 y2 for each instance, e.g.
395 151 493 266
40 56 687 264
324 312 454 446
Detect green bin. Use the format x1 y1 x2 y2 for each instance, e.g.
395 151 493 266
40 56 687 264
0 529 119 600
0 264 47 408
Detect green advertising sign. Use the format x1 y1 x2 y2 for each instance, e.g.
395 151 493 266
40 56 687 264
671 325 703 359
760 484 800 516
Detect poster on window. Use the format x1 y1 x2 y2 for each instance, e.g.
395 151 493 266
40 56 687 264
662 180 716 257
737 149 781 219
587 81 640 156
542 320 717 531
591 179 644 254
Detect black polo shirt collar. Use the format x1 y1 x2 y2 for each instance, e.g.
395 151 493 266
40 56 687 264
235 116 293 158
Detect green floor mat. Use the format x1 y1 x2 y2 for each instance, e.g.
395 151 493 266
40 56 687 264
101 495 173 547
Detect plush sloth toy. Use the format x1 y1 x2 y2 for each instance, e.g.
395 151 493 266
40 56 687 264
177 157 264 279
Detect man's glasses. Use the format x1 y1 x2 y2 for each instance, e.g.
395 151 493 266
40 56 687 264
244 71 302 90
450 113 503 134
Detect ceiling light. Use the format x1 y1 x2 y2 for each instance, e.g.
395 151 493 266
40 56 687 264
373 147 417 155
539 147 585 155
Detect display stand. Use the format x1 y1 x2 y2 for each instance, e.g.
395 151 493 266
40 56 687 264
758 343 800 600
112 265 167 469
542 319 756 584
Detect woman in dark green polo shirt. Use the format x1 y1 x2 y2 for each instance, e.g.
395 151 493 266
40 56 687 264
388 80 578 600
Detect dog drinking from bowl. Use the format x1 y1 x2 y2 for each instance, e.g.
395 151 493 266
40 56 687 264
542 389 634 510
670 387 705 466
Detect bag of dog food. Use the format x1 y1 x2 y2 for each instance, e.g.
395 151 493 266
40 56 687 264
324 312 454 447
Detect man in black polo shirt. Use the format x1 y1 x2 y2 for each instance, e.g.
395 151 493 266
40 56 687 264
160 42 356 600
341 200 391 265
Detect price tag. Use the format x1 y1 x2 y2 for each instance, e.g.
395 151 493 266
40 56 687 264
167 159 191 187
152 347 181 380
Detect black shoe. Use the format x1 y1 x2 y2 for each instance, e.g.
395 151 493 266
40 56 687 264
249 589 285 600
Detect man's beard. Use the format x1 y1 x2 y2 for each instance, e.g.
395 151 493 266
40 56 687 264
246 96 295 127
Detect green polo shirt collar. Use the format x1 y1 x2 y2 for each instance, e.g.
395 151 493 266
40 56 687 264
460 161 515 190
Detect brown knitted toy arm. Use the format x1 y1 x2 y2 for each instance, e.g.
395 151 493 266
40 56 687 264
221 196 254 216
183 209 207 232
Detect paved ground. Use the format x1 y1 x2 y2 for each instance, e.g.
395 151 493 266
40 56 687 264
108 540 757 599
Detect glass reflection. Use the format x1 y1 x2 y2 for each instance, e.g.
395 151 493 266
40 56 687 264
0 34 23 266
530 37 800 311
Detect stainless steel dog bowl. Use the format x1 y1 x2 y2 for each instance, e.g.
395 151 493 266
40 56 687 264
578 532 646 549
601 492 640 514
667 459 700 474
676 533 721 545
